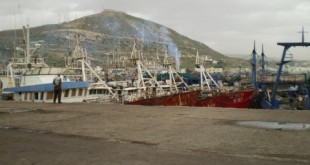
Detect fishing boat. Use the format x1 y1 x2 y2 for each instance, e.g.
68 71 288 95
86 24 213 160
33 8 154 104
65 34 117 103
0 25 116 103
195 89 256 108
0 25 91 102
123 39 200 106
193 51 257 108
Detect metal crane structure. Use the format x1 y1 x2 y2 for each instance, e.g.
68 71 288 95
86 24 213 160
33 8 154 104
268 27 310 109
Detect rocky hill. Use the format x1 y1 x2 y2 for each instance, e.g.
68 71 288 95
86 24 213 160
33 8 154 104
0 9 248 69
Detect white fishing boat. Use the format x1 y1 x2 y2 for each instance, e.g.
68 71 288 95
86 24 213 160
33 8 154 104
65 34 117 103
0 25 116 103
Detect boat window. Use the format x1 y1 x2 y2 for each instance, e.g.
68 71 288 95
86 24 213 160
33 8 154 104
47 92 53 99
40 92 44 100
72 89 76 97
78 89 83 96
34 92 39 100
64 90 69 97
29 93 33 101
24 93 28 101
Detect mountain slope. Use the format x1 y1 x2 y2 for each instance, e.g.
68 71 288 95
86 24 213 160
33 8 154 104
0 9 245 69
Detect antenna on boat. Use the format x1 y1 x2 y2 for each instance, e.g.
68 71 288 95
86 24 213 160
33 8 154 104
12 8 17 58
22 25 30 64
17 1 26 43
252 40 256 54
298 26 308 43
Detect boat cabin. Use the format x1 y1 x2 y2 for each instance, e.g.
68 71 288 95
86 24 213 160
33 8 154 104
3 81 90 103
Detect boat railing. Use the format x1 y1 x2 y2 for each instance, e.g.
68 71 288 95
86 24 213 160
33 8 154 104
123 92 140 102
8 58 27 64
8 57 46 65
240 85 254 90
30 57 46 64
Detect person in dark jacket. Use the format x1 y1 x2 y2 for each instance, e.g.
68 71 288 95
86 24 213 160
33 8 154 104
0 79 3 94
53 74 62 103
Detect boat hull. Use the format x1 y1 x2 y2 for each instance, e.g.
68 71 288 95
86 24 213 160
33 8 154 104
195 89 256 108
125 90 200 106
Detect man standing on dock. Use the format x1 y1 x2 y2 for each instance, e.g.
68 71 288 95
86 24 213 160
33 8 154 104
0 79 3 95
53 74 62 104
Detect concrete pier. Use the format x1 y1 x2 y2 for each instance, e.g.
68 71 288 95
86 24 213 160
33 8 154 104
0 101 309 164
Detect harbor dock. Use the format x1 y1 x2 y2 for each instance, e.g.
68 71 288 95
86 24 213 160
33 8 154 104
0 101 309 164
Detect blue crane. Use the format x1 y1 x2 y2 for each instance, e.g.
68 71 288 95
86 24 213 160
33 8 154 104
269 27 310 109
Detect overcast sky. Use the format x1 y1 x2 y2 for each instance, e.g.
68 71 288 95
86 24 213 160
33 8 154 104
1 0 310 61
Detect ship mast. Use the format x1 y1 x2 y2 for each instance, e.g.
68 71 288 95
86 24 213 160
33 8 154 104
163 49 190 93
23 25 30 64
130 38 146 92
298 26 308 43
195 50 218 91
261 45 266 91
130 38 164 96
251 41 257 88
69 35 116 99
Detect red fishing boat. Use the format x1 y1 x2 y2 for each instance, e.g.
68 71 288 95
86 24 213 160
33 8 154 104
125 90 200 106
123 41 199 106
194 50 256 108
195 89 256 108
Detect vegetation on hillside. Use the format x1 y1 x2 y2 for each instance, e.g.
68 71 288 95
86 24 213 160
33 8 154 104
0 9 249 69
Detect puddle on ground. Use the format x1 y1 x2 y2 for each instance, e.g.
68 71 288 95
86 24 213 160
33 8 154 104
236 121 310 131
